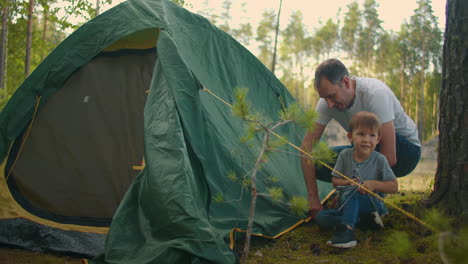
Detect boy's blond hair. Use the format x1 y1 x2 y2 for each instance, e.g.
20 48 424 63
348 111 382 134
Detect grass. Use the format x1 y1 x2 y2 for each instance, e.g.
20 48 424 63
0 161 440 264
241 192 444 264
397 159 437 192
237 160 448 264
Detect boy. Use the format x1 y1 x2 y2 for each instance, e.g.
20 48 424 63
315 111 398 248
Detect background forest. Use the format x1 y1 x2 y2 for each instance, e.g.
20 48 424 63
0 0 443 142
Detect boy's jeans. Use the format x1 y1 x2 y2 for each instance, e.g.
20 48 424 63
316 133 421 182
315 193 387 229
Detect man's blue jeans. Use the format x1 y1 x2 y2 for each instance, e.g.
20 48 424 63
316 133 421 182
315 193 387 229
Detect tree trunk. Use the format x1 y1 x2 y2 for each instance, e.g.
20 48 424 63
240 131 270 264
433 89 437 136
41 7 47 60
408 80 414 119
96 0 101 16
271 0 282 74
0 1 9 90
418 63 425 141
399 65 405 111
300 62 306 107
25 0 34 77
427 0 468 216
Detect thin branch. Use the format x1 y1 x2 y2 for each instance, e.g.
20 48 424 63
437 231 451 264
240 130 270 264
270 119 293 131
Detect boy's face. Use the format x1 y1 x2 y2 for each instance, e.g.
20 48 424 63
347 126 381 158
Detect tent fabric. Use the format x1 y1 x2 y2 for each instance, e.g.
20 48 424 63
9 50 156 220
0 218 107 257
0 0 333 262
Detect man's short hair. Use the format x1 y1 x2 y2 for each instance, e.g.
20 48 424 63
314 59 349 89
349 111 382 134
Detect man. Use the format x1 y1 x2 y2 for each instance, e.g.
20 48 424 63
301 59 421 218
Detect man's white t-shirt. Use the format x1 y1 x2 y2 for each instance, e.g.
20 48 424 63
315 76 421 147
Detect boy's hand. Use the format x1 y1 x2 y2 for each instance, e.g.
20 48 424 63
358 180 375 194
348 177 361 186
358 179 399 194
333 177 361 187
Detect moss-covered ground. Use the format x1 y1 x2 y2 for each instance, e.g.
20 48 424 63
2 160 459 264
240 192 445 264
0 247 82 264
1 193 446 264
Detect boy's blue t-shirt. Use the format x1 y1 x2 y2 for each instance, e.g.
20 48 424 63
331 148 396 198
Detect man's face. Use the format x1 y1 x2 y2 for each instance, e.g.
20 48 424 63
316 76 354 111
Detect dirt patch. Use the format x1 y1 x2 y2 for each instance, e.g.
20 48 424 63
0 247 82 264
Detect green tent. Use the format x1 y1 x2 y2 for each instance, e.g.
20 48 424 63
0 0 332 262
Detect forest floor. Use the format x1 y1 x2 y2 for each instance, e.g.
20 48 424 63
1 160 445 264
239 159 451 264
1 139 449 264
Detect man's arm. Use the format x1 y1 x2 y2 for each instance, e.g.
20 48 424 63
379 121 397 167
300 122 326 218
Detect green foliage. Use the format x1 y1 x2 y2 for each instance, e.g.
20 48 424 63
314 18 339 57
168 0 191 7
240 122 258 143
279 102 316 130
232 22 253 46
423 208 451 231
445 227 468 263
213 192 224 203
266 176 279 183
355 0 382 73
310 141 337 168
232 87 250 119
267 138 285 150
0 0 443 144
289 196 308 218
256 9 276 68
341 2 361 60
278 10 312 106
295 108 317 130
227 170 238 182
387 231 412 258
279 102 299 121
242 178 251 188
267 187 283 201
252 111 271 127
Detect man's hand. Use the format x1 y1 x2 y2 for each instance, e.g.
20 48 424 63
308 196 323 219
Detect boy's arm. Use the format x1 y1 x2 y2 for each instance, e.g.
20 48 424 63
332 176 359 187
359 179 398 194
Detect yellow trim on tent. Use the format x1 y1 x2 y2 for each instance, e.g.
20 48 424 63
132 157 146 171
228 190 334 249
102 28 160 52
0 158 109 234
229 218 309 250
